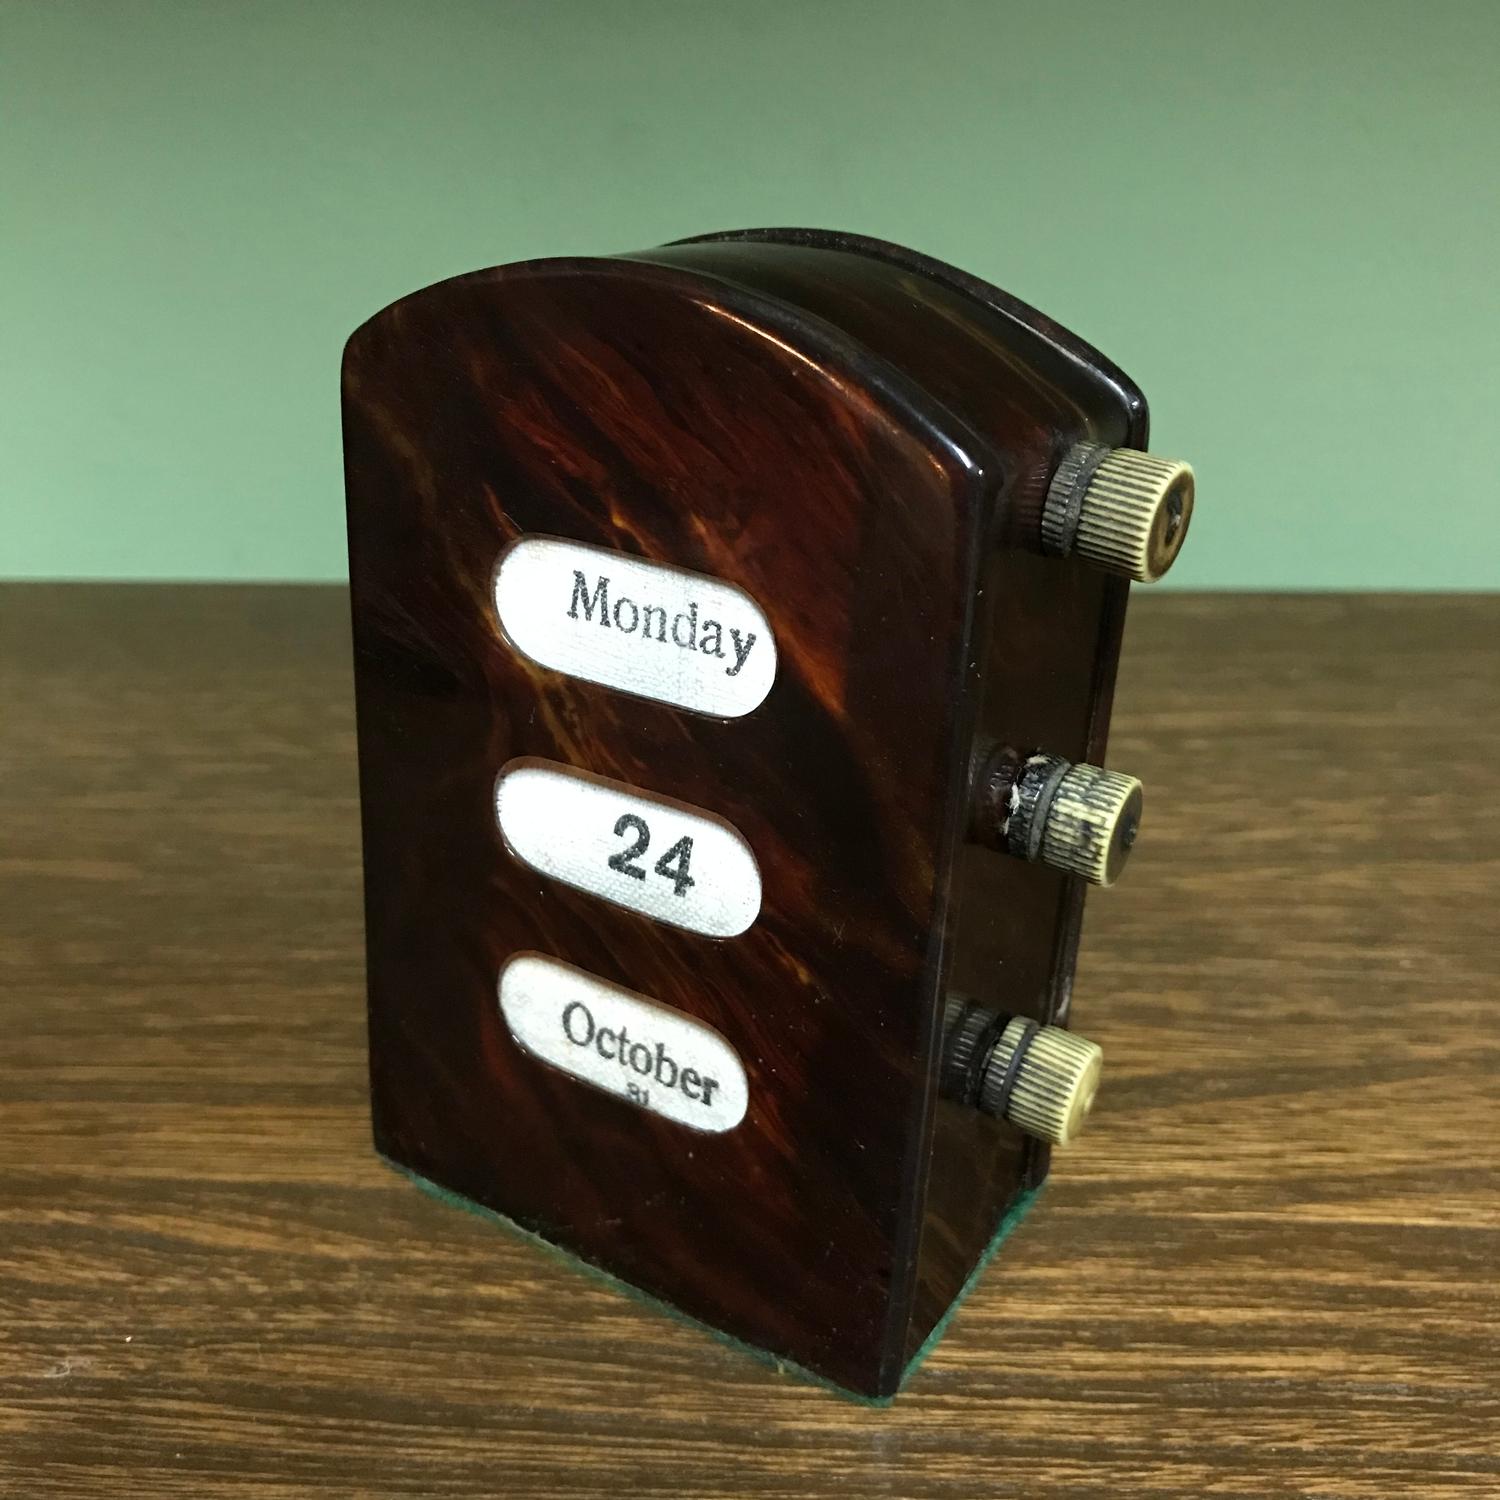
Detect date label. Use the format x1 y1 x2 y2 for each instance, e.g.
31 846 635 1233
495 760 761 938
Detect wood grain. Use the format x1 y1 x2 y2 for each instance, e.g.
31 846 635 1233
3 584 1497 1496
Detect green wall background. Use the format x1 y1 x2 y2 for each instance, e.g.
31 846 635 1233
4 0 1497 587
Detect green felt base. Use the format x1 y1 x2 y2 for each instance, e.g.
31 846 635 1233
380 1151 1043 1404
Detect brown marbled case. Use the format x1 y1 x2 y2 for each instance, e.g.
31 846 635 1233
342 229 1146 1398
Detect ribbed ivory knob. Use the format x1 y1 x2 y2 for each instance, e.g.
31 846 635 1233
1041 763 1143 887
1043 443 1195 582
1005 754 1143 887
980 1018 1103 1146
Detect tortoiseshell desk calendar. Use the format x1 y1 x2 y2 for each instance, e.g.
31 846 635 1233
341 229 1196 1399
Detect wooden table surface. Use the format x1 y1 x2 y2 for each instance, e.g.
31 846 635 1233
3 585 1498 1498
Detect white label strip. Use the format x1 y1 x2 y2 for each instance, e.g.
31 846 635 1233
499 955 748 1133
496 761 761 938
494 537 776 717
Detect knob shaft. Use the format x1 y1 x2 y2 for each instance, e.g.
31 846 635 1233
1043 442 1195 582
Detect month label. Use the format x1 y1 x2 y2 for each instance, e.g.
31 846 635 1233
493 537 777 717
496 761 761 938
498 954 748 1133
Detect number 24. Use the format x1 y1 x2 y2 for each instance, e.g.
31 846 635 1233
608 814 695 898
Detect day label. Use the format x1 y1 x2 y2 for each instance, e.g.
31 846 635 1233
494 537 776 717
